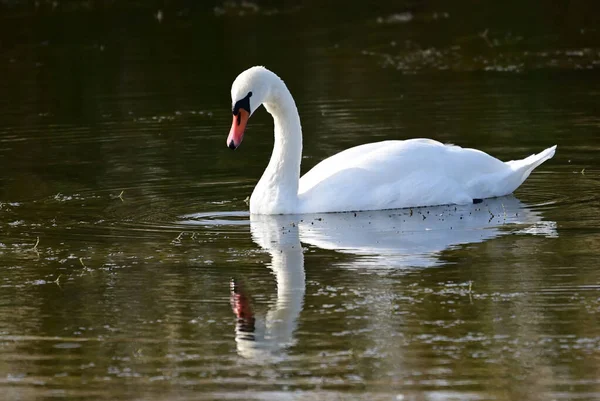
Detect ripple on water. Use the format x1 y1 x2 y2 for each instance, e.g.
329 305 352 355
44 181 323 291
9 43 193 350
179 211 250 227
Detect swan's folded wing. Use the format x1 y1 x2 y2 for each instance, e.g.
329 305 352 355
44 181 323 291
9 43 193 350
297 139 519 213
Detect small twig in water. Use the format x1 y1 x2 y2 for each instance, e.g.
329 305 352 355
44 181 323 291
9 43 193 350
118 190 124 202
173 232 185 243
33 237 40 250
53 274 63 290
79 258 86 268
581 168 586 175
468 281 473 303
479 29 494 47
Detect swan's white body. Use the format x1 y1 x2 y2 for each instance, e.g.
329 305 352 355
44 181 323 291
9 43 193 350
227 66 556 215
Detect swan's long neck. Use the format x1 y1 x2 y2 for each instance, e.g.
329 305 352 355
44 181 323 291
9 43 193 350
250 81 302 214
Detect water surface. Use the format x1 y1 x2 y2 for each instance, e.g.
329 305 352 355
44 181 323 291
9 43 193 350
1 1 600 400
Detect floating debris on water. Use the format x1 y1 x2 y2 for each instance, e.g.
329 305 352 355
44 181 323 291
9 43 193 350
376 12 413 24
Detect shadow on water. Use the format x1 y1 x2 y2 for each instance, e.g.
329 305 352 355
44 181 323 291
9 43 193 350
181 195 556 362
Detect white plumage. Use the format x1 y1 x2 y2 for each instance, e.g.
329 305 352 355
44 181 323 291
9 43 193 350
227 66 556 215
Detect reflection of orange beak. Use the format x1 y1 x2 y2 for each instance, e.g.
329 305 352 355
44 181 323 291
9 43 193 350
227 109 249 150
230 279 254 321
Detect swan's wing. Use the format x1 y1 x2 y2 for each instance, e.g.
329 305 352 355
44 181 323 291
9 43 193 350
298 139 510 213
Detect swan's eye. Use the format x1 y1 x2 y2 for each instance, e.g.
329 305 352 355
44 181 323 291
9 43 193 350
233 91 253 116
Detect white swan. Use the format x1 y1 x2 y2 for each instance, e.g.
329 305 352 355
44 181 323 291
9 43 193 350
227 66 557 215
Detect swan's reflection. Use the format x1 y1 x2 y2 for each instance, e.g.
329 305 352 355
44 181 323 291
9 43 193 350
197 196 556 360
232 214 305 361
297 195 557 268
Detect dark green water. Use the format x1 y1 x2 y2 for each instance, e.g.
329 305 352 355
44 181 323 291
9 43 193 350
1 1 600 400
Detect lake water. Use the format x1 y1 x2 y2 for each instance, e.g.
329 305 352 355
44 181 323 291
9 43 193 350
1 1 600 400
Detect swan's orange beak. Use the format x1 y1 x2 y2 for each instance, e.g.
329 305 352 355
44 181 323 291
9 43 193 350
227 109 249 150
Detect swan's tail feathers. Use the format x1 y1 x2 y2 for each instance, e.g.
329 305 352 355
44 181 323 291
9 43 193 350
506 145 557 172
502 145 557 193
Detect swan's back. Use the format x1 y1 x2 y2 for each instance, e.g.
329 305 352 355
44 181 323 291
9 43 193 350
297 139 555 213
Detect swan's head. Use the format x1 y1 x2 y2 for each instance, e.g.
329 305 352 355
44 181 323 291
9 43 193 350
227 66 278 150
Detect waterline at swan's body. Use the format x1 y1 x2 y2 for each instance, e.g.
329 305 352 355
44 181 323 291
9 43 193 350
227 66 556 215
